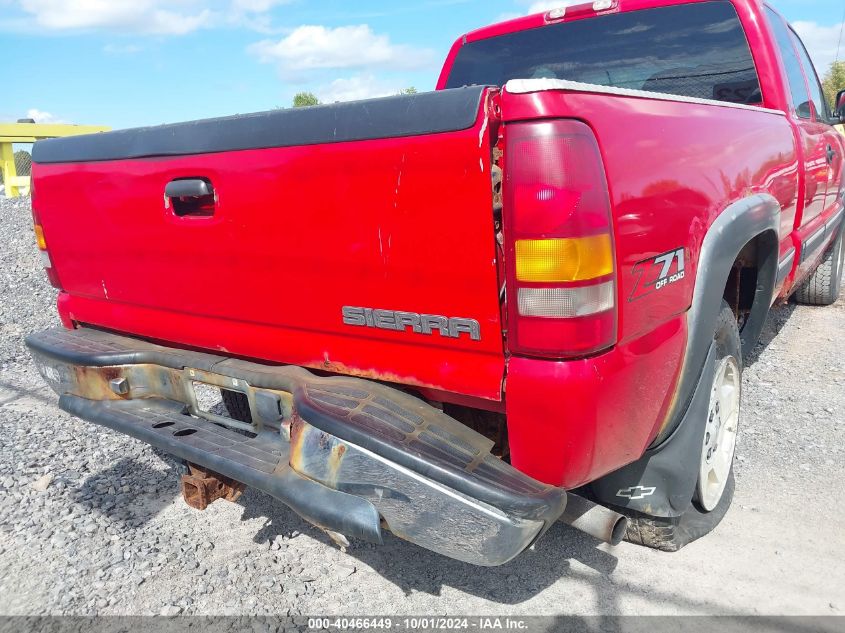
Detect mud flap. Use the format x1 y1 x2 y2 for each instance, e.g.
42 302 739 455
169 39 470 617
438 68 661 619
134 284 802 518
589 343 716 517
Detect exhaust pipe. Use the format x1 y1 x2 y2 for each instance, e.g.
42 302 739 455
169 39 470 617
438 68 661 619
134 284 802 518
560 494 628 545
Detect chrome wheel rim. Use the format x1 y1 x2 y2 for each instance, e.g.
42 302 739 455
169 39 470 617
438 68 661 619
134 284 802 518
697 356 740 511
831 230 844 284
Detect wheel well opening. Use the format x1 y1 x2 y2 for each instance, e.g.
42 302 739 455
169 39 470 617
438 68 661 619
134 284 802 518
722 231 778 351
722 240 759 332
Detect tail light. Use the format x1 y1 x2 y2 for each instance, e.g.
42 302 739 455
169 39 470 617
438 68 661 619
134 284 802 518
504 119 616 358
30 178 63 289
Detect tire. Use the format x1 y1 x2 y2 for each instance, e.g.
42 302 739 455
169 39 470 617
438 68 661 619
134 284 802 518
793 227 844 306
623 301 741 551
221 389 251 423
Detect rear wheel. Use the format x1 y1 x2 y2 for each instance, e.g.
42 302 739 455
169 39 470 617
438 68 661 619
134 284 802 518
624 301 740 551
695 354 740 511
793 227 844 306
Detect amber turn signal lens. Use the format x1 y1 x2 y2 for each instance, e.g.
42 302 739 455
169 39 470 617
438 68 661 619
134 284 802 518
515 234 613 282
34 224 47 250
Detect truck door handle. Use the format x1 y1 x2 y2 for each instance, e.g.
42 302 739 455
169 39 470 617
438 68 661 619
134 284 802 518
165 178 216 217
827 145 836 164
165 178 212 198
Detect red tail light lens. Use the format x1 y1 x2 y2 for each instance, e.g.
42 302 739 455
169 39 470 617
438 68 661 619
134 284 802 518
30 178 63 289
504 119 616 358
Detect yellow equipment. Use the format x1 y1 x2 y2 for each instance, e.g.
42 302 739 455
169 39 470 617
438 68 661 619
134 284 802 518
1 122 110 197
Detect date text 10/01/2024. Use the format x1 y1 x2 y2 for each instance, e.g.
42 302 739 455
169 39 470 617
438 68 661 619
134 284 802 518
307 617 530 630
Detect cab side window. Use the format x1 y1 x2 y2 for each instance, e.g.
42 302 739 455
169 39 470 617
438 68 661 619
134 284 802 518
765 7 811 119
789 29 830 121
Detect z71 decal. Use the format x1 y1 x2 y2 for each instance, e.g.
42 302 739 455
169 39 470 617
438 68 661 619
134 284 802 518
629 247 686 301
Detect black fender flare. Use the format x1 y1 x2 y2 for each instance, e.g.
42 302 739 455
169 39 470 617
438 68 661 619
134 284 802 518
670 193 780 441
590 194 779 517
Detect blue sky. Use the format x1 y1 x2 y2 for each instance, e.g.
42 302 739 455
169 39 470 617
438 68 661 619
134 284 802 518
2 0 844 130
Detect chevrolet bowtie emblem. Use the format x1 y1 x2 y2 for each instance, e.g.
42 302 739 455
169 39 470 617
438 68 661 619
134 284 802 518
616 485 656 500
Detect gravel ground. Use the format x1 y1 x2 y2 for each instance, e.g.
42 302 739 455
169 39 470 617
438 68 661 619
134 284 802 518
0 194 843 616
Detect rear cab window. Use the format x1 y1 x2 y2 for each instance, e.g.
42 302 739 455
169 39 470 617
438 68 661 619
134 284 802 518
446 0 761 105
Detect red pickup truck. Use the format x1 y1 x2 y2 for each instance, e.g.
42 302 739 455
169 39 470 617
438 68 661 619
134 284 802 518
27 0 845 565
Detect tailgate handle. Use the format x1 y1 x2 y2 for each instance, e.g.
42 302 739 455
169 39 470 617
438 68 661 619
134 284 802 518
165 178 211 197
165 178 216 217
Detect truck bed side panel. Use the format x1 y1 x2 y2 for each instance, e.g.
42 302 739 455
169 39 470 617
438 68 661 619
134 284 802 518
501 87 798 486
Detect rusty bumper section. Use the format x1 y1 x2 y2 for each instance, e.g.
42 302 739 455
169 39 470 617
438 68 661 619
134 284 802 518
181 464 245 510
27 327 566 566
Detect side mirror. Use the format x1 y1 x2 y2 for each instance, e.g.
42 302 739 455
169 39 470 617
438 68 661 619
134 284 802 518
835 89 845 124
797 101 813 119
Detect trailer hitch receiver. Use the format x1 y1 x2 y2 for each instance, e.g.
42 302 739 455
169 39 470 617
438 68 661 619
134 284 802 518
181 463 245 510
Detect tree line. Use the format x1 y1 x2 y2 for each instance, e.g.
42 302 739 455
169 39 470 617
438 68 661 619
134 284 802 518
822 61 845 112
292 87 417 107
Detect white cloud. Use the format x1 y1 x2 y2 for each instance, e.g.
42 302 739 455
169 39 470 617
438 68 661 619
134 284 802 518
16 0 213 34
226 0 292 32
230 0 288 12
315 74 403 103
514 0 585 15
5 0 301 34
248 24 435 74
527 0 569 12
25 108 69 123
792 21 845 76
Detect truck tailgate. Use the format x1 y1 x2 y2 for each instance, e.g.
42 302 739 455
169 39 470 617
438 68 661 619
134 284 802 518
31 87 505 401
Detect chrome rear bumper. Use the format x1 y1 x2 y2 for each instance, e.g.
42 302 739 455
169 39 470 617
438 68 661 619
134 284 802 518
27 327 567 566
